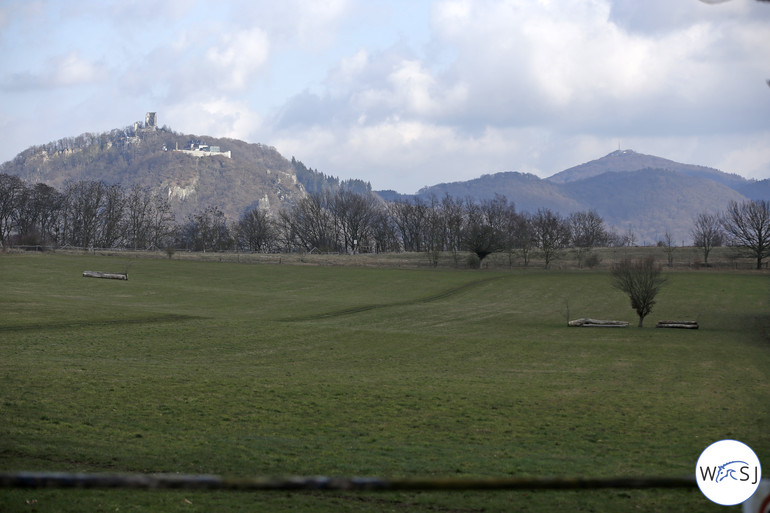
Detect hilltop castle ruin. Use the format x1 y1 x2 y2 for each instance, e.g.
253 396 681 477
136 112 232 158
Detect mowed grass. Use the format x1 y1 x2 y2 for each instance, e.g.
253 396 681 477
0 253 768 512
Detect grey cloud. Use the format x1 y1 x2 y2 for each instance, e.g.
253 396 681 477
1 53 108 92
610 0 770 34
274 91 353 128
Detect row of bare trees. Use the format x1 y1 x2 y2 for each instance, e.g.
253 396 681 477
692 199 770 269
278 191 616 268
609 199 770 329
3 172 769 268
165 196 770 270
0 175 614 266
0 174 174 250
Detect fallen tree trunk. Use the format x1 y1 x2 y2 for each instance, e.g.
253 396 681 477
83 271 128 280
568 318 629 328
656 320 698 329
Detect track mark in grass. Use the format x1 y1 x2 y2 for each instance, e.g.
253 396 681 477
282 275 508 322
0 313 203 333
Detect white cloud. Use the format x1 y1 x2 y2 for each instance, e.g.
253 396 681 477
1 51 107 91
386 59 468 117
328 48 369 92
1 0 769 189
167 98 262 140
205 28 271 91
273 121 547 193
715 134 770 180
291 0 352 48
265 0 770 191
434 1 686 114
51 51 108 86
425 0 768 134
233 0 352 51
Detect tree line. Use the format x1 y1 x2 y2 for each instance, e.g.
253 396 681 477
1 173 768 269
0 175 175 251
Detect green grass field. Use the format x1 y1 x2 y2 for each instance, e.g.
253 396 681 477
1 252 768 512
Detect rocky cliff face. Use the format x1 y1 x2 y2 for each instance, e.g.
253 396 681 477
1 126 307 222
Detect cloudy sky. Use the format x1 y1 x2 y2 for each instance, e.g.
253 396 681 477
1 0 769 193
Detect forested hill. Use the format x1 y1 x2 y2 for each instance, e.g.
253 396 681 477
548 149 770 202
416 150 765 244
0 124 308 221
547 149 745 186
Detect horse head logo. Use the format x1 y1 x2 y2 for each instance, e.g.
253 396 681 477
716 461 749 483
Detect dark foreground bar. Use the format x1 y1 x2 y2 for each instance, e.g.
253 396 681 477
0 472 697 492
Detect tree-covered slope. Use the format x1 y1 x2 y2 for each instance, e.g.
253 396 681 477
0 126 307 222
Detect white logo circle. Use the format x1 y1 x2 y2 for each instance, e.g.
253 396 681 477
696 439 762 506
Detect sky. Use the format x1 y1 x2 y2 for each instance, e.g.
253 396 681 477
1 0 769 194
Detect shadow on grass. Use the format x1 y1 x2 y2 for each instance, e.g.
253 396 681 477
701 311 770 346
0 313 204 333
282 275 510 322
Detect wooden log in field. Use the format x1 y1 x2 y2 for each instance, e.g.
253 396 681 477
568 318 629 328
656 320 698 329
82 271 128 280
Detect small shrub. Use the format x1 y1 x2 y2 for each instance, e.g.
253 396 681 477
585 252 601 269
610 256 667 327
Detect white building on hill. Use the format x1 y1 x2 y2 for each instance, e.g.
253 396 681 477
175 142 232 159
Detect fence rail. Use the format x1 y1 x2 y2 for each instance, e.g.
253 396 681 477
0 472 697 492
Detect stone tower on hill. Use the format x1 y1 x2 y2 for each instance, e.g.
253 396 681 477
145 112 157 129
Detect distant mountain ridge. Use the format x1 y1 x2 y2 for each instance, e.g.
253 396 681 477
549 149 770 203
547 149 746 187
2 120 767 245
415 149 766 243
418 171 583 214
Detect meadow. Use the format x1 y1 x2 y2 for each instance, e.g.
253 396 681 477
1 252 768 512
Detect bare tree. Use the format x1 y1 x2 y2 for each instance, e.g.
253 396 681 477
720 200 770 270
512 212 536 266
569 209 609 248
441 194 465 264
461 195 512 268
184 206 231 252
123 184 174 251
62 181 106 249
388 197 428 252
369 208 400 253
331 188 379 253
691 212 723 265
0 174 26 248
620 228 637 247
610 256 667 327
32 183 64 246
125 184 155 250
500 204 522 268
532 208 571 269
569 209 610 267
95 184 126 249
147 192 175 250
661 230 676 268
462 203 496 268
279 192 337 252
11 182 64 246
237 208 277 252
423 195 445 266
